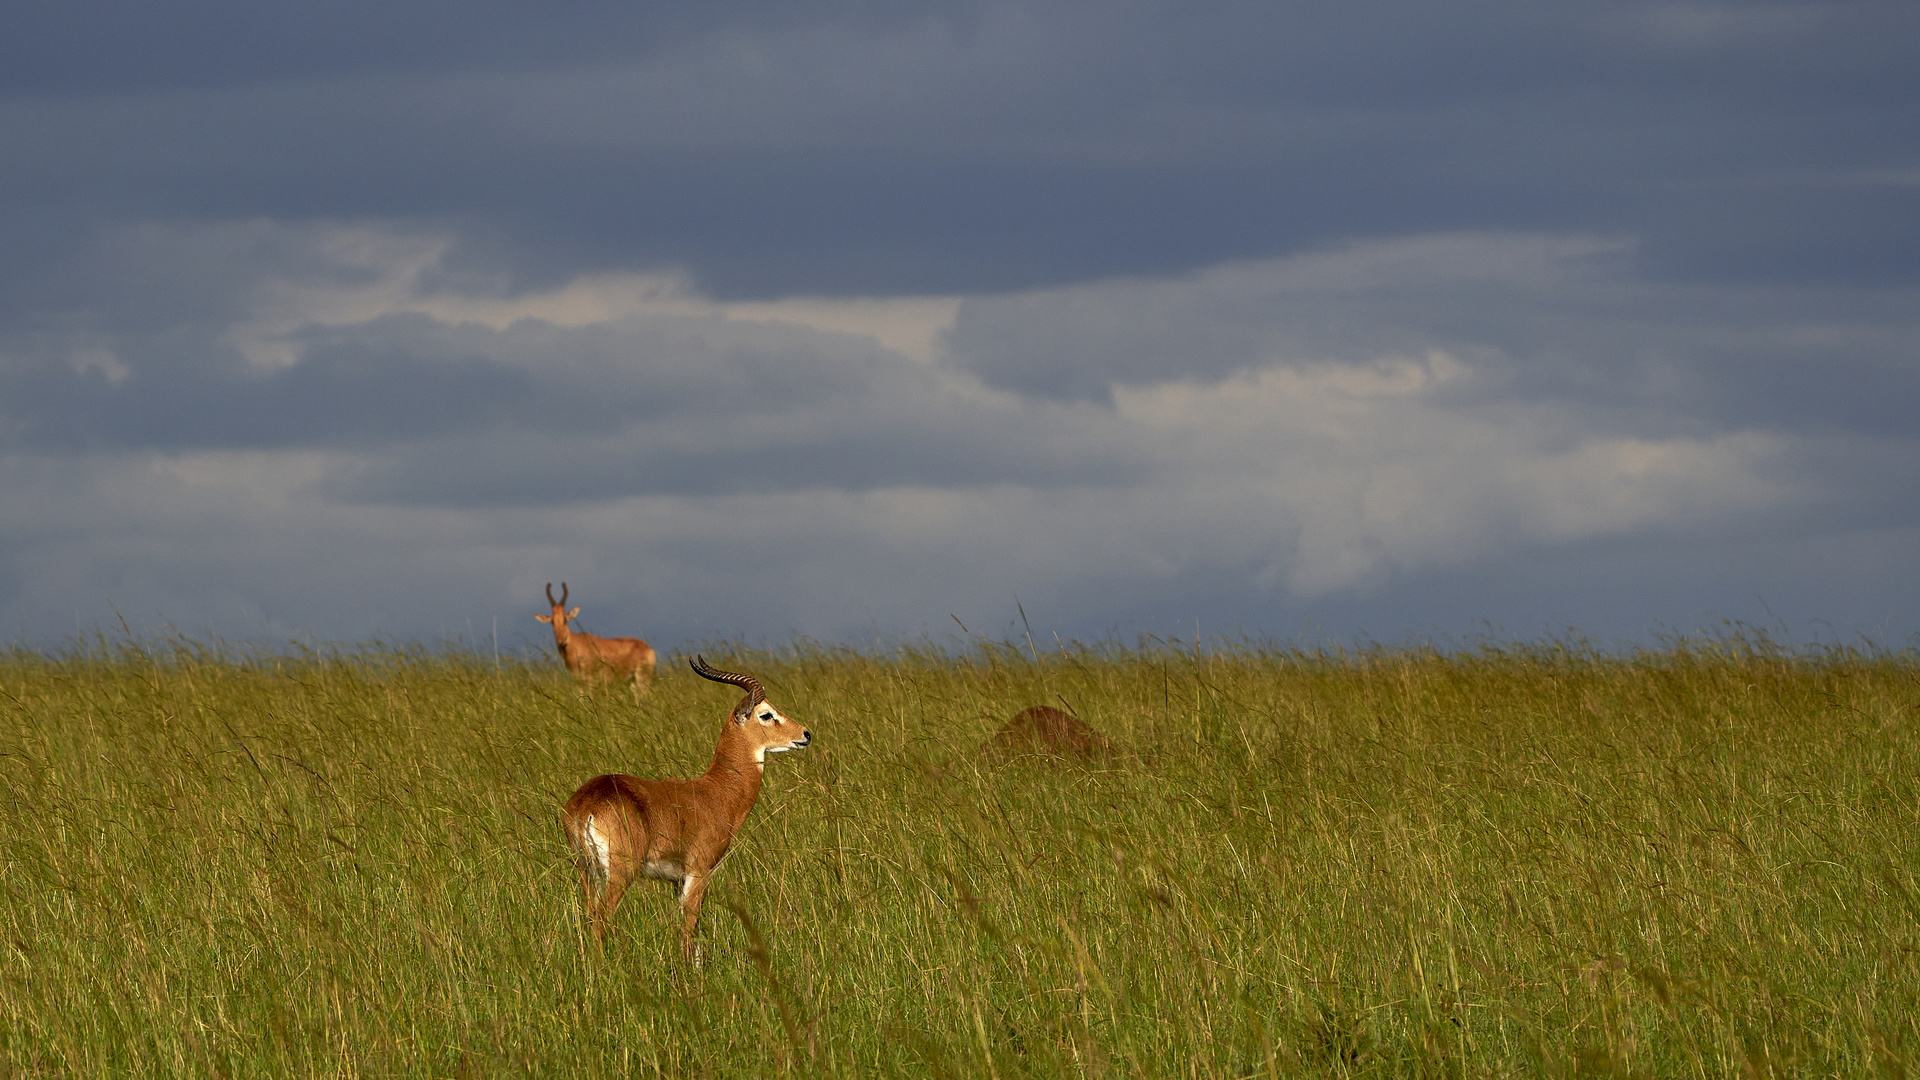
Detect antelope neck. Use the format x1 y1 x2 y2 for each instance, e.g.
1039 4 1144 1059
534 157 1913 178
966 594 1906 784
700 726 768 801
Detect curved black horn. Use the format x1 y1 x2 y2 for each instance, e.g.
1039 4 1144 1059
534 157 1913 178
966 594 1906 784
545 582 558 606
689 655 766 705
559 581 569 606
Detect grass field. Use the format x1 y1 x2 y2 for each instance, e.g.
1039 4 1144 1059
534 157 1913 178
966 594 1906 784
1 632 1917 1077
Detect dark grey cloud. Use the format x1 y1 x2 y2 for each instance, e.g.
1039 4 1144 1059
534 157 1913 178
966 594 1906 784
3 2 1914 296
0 0 967 95
1 2 1916 651
943 234 1920 442
0 227 1143 499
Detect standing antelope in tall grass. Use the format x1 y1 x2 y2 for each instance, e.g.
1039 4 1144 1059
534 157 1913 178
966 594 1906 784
535 582 656 697
561 656 811 960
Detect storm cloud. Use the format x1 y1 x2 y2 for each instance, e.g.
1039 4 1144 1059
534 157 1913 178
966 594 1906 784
1 1 1914 650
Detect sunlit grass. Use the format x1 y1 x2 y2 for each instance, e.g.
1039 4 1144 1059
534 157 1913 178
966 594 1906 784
1 633 1916 1076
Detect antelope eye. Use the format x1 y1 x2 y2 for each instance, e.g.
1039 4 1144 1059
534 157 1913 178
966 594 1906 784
760 711 774 721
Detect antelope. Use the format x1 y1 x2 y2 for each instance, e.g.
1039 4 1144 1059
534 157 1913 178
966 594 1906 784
535 582 656 696
561 655 811 960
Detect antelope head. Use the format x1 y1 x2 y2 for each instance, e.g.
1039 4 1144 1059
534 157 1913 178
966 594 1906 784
535 581 581 626
691 655 811 762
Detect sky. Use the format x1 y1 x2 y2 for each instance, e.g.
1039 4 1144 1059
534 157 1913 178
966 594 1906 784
2 0 1916 656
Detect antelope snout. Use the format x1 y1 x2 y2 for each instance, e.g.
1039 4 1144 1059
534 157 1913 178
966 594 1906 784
764 730 810 755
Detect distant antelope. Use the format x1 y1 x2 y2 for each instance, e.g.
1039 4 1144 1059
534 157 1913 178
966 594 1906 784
561 656 811 960
535 582 656 696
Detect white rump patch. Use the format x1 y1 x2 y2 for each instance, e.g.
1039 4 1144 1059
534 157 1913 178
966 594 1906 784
581 815 611 884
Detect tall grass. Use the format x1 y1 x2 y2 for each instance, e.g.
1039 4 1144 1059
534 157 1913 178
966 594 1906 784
1 634 1916 1076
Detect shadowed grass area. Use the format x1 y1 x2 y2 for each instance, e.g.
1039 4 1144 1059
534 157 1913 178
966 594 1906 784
1 634 1916 1076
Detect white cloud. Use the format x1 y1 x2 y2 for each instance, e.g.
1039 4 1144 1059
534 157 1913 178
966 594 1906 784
67 345 131 383
1107 353 1788 596
1 223 1910 648
226 227 454 368
212 221 962 369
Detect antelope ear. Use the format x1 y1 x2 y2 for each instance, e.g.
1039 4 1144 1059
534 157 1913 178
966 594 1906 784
568 607 581 618
535 614 553 623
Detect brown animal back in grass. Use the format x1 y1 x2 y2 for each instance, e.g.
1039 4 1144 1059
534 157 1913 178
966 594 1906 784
983 706 1116 761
